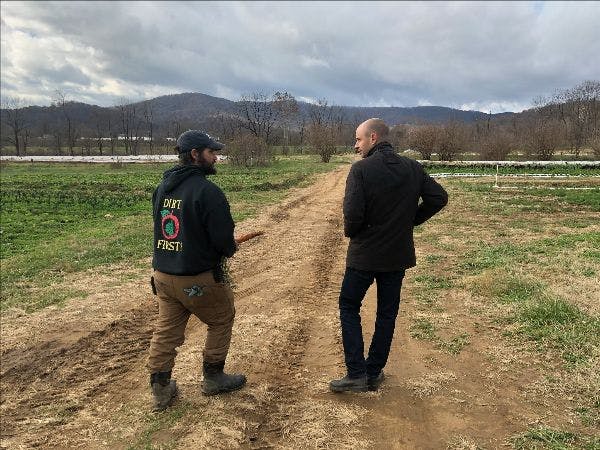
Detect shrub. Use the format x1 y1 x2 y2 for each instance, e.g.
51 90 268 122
307 123 338 163
225 133 272 167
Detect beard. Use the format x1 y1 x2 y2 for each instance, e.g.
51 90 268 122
199 160 217 175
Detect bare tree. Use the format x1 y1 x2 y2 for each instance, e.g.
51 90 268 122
205 113 241 143
117 98 143 155
273 91 299 153
307 99 343 162
522 110 562 161
144 103 154 154
54 90 79 156
22 129 31 155
238 92 281 144
436 122 466 161
297 115 306 148
107 114 117 155
171 120 182 139
50 121 63 156
1 97 29 156
479 128 514 160
473 113 515 160
390 124 409 150
590 135 600 158
93 111 105 156
408 125 438 160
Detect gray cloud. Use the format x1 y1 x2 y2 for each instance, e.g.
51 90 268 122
1 1 599 112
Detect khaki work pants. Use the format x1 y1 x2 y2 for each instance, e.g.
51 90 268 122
147 270 235 373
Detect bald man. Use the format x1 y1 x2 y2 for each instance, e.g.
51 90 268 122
330 118 448 392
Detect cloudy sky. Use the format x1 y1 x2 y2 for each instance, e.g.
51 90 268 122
1 1 599 113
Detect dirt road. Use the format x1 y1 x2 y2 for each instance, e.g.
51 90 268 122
1 166 593 449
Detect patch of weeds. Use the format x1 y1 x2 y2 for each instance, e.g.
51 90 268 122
562 217 598 229
127 401 192 450
460 242 523 273
575 398 600 427
537 187 600 211
581 248 600 262
414 274 453 290
410 318 437 340
436 333 471 355
415 292 440 308
580 267 596 277
509 219 537 230
511 426 600 450
540 233 600 256
512 297 600 366
460 232 599 275
501 195 564 213
1 287 88 312
410 319 471 355
425 254 444 264
471 272 544 304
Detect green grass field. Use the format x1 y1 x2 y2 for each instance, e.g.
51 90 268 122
0 156 350 312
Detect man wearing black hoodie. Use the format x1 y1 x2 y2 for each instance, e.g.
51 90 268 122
330 119 448 393
148 130 245 411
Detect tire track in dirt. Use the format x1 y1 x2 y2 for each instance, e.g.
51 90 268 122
238 220 345 448
223 167 350 448
0 304 156 447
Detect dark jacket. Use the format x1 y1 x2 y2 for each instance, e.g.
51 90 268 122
344 142 448 271
152 165 237 275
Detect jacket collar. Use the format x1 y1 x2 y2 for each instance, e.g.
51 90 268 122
366 141 393 158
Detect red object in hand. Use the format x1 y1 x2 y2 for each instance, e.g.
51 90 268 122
235 231 264 244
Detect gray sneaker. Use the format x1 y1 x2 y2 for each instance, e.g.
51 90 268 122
368 371 385 391
329 375 368 393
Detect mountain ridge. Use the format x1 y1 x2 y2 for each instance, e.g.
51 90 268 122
1 91 515 138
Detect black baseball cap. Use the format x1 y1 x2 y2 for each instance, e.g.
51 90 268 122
176 130 224 153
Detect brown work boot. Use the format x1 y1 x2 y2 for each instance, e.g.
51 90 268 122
150 371 178 411
201 361 246 396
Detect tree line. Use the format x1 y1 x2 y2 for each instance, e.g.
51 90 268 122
2 81 599 164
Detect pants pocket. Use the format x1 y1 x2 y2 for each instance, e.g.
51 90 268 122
182 283 234 325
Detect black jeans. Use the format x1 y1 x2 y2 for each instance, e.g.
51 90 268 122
339 267 405 378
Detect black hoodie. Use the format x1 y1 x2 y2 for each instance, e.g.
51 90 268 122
152 165 237 275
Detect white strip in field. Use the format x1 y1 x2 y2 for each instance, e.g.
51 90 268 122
492 186 598 190
431 173 600 178
0 155 179 163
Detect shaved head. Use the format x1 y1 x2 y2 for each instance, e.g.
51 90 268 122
362 118 389 140
354 118 390 158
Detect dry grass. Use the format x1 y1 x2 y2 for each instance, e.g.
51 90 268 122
404 371 457 398
446 435 484 450
280 401 371 449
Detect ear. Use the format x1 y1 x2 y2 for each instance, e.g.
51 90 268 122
190 148 201 162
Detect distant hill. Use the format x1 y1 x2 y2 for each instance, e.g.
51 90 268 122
135 92 239 123
1 92 515 138
137 92 512 125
